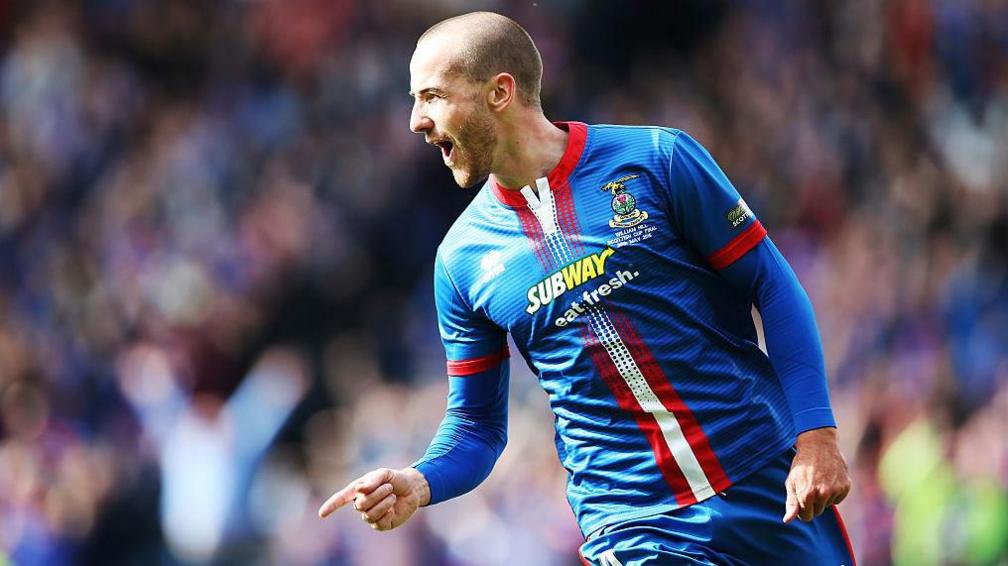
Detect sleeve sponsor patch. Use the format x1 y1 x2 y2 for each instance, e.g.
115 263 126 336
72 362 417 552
725 198 754 228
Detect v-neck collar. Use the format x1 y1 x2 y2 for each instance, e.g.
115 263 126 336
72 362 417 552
490 121 588 208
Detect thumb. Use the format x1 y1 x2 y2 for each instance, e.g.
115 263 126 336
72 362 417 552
783 477 799 523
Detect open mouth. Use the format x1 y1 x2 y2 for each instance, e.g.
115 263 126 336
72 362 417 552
431 139 455 161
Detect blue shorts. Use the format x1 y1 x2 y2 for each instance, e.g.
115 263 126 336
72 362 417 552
578 449 856 565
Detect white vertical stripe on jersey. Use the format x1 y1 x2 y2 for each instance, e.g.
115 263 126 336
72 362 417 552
599 550 624 566
520 177 714 502
751 305 768 355
583 305 713 500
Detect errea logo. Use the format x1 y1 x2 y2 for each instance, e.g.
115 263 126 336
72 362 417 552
478 250 505 284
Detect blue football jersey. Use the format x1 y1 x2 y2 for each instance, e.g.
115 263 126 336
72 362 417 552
434 122 798 538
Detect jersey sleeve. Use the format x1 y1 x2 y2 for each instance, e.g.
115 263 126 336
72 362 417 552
434 251 509 376
663 130 767 270
413 368 509 504
417 251 510 505
721 238 837 433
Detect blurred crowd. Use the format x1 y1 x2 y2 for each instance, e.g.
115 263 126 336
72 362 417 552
0 0 1005 564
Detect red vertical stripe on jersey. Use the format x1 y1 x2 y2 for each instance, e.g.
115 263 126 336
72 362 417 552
553 181 585 256
832 507 857 565
515 206 554 271
609 309 732 494
553 184 575 253
577 323 696 505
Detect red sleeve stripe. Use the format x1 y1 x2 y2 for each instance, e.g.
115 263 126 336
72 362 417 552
446 346 510 376
707 220 767 270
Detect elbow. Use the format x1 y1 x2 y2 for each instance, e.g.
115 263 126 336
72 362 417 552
480 417 507 460
492 428 507 459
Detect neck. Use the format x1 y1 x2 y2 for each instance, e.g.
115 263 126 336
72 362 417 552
491 110 568 191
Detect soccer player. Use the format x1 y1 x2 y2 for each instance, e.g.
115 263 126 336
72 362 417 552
319 11 855 565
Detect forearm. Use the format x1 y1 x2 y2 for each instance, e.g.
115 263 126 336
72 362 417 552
413 367 509 505
721 238 836 433
414 409 506 504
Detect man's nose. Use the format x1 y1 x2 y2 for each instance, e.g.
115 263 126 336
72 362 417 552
410 102 432 134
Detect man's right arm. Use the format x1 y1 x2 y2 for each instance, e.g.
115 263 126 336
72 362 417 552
414 363 509 505
317 364 508 531
418 249 511 504
318 251 510 530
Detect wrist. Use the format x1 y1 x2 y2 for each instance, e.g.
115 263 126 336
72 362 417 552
795 426 838 448
402 467 432 506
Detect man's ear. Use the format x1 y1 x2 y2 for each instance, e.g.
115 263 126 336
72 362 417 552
487 72 517 112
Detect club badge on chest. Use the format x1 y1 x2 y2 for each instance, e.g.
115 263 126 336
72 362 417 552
601 174 649 229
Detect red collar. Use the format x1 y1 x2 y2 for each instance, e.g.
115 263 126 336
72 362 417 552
491 121 588 208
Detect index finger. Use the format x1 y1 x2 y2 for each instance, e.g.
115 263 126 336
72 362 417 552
318 481 359 518
782 480 800 523
318 468 395 519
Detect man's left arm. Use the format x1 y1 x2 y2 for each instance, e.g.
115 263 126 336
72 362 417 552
720 238 851 523
662 130 850 523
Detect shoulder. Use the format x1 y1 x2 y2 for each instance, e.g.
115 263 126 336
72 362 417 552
436 181 499 284
584 123 686 168
587 123 683 151
579 123 688 183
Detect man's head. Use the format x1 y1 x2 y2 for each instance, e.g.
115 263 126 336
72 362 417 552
409 12 543 187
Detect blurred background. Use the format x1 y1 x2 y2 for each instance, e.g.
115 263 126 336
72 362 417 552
0 0 1005 564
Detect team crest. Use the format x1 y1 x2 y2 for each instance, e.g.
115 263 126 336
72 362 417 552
601 174 649 229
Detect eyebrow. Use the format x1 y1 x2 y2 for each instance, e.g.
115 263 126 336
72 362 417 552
409 87 447 98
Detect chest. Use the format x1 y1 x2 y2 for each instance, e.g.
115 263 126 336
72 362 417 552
462 170 698 342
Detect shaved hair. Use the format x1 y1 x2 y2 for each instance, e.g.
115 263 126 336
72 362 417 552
418 12 543 107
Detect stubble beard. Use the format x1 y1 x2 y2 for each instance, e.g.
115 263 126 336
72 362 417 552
450 107 497 189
